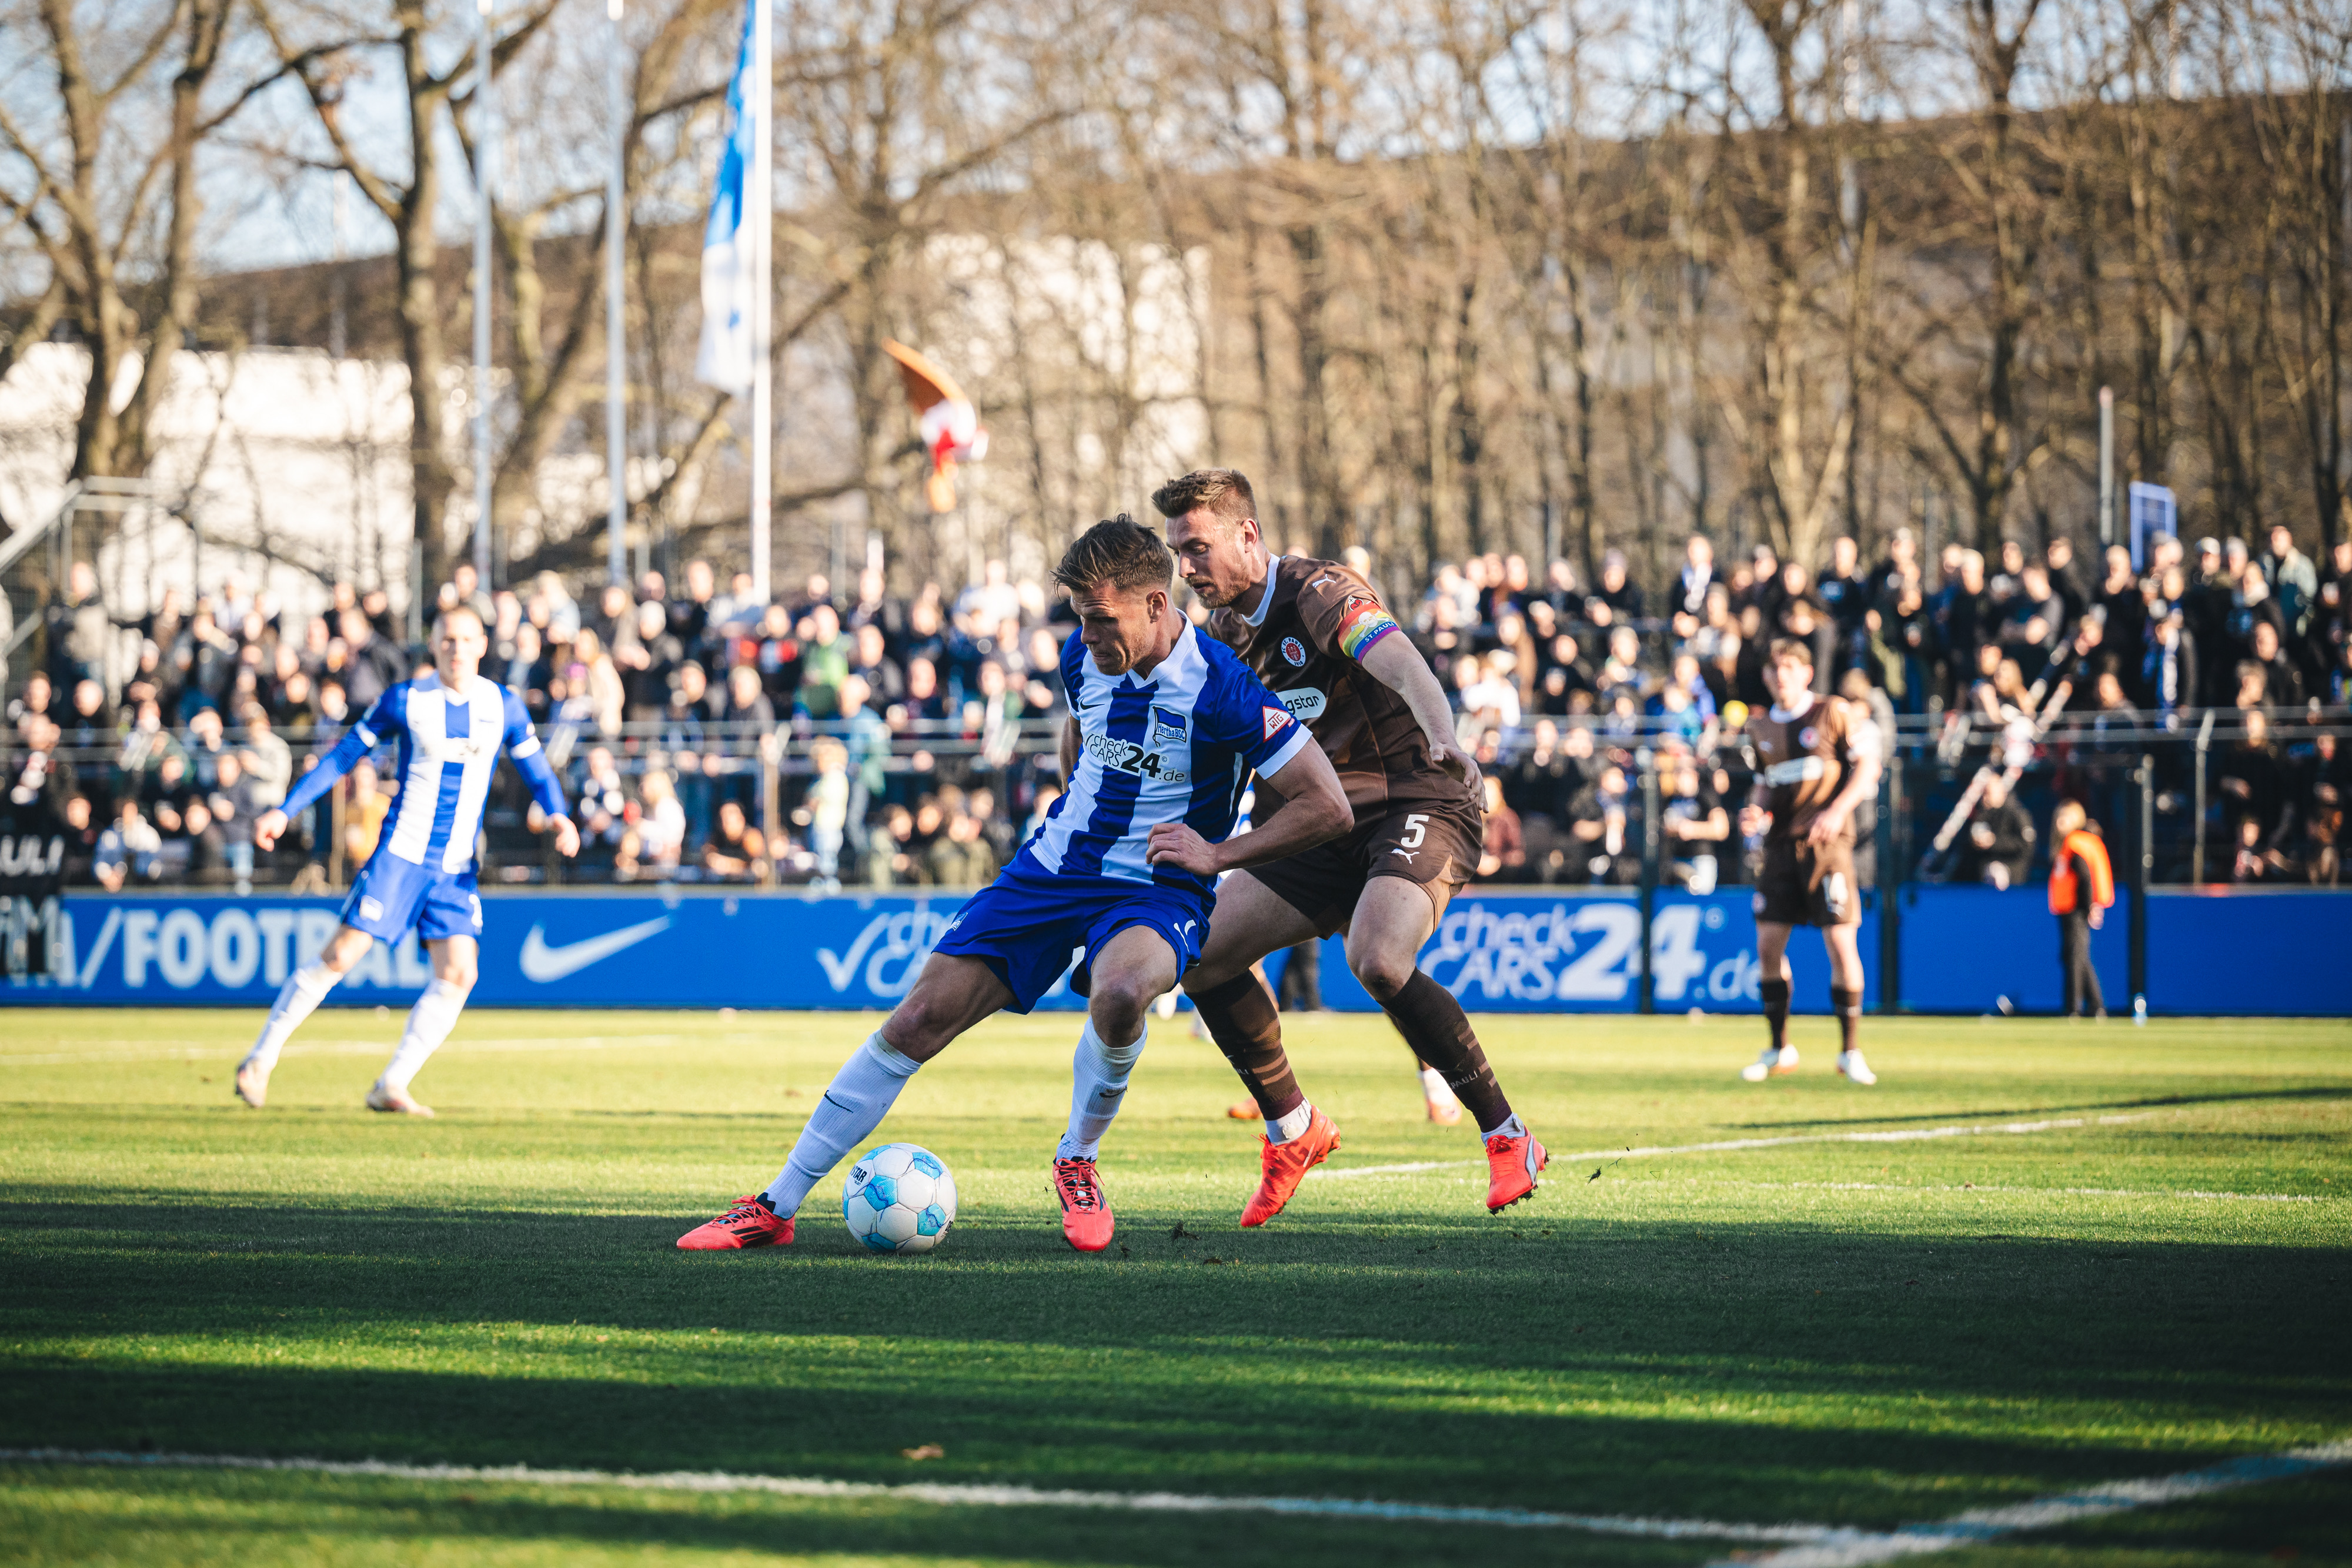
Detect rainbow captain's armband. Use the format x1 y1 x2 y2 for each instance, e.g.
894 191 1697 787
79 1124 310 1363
1335 596 1401 661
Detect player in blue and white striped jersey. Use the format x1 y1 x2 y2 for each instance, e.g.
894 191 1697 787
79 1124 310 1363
676 517 1352 1256
233 605 579 1116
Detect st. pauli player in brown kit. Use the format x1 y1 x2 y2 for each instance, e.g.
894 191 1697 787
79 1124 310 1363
1152 469 1548 1227
1738 636 1882 1086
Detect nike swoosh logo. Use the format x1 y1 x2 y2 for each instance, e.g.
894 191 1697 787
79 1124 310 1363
518 916 674 983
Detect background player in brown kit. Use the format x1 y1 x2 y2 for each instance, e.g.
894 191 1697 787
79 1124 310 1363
1739 637 1882 1085
1152 469 1548 1225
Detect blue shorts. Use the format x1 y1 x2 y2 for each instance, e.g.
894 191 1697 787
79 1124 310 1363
340 854 484 944
930 865 1211 1014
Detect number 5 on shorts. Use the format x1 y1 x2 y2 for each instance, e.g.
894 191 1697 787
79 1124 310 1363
1399 813 1429 849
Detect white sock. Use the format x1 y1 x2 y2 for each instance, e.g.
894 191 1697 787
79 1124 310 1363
378 978 470 1094
1482 1111 1527 1140
242 963 342 1073
1055 1017 1145 1161
1267 1101 1314 1145
762 1034 920 1216
1420 1065 1460 1106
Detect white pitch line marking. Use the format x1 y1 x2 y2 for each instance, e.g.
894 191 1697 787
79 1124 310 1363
1759 1181 2324 1203
0 1448 1833 1540
1712 1438 2352 1568
1312 1113 2159 1181
6 1440 2345 1551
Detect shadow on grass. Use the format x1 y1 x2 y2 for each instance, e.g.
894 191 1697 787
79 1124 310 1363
1728 1083 2352 1131
3 1196 2347 1529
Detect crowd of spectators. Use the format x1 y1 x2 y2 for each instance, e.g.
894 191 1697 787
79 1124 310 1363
1409 527 2350 888
6 516 2349 894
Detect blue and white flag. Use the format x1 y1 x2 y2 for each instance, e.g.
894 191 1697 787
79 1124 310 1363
694 0 756 393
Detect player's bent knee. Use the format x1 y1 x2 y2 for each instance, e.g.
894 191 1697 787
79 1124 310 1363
322 928 373 974
883 996 953 1059
1090 979 1156 1038
1348 948 1415 1002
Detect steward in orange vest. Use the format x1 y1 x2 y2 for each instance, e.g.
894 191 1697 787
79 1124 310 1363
2048 800 2114 1018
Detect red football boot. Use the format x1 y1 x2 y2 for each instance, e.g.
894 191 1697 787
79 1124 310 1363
676 1195 796 1251
1240 1109 1341 1228
1484 1131 1548 1212
1053 1156 1115 1252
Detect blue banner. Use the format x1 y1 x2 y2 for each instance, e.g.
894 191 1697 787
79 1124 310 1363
2141 888 2352 1015
1894 885 2130 1015
3 887 2344 1014
5 892 1004 1011
1265 890 1879 1014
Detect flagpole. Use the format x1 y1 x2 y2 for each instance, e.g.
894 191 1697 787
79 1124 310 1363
473 0 497 590
605 0 629 589
748 0 771 604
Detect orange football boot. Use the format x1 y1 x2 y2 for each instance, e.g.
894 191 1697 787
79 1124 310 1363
1053 1156 1115 1252
1240 1108 1341 1228
676 1195 796 1251
1484 1130 1548 1212
1225 1103 1258 1120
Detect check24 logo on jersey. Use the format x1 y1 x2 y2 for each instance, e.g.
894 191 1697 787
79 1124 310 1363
1081 730 1188 781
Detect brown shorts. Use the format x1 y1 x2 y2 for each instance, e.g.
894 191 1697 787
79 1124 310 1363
1754 837 1862 928
1251 799 1483 938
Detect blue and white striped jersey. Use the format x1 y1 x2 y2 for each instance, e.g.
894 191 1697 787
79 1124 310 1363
1014 621 1310 897
283 672 567 875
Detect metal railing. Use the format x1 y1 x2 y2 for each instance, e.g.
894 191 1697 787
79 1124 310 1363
5 704 2344 893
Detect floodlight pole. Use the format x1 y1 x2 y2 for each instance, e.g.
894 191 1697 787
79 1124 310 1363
2097 386 2114 550
472 0 499 591
748 0 772 604
606 0 629 589
1636 751 1658 1016
2130 753 2153 1010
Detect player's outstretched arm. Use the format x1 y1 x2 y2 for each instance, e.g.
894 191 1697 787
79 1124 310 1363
1358 628 1476 783
255 690 403 850
1148 742 1350 878
502 686 580 857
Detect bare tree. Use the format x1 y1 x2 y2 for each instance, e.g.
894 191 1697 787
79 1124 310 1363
253 0 560 593
0 0 249 484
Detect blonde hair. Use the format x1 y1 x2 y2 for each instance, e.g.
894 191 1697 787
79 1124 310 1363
1150 468 1255 524
2052 799 2086 837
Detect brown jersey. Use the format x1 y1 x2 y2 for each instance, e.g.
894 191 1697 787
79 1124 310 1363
1750 696 1870 844
1205 555 1478 817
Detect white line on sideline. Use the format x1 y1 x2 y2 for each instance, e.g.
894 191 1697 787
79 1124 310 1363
1713 1439 2352 1568
1312 1113 2161 1181
0 1448 1835 1540
4 1439 2343 1550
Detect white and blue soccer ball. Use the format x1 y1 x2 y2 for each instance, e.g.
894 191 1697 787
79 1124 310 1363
842 1142 957 1255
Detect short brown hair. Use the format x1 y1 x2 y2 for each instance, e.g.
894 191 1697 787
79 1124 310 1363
435 603 486 635
1768 636 1813 666
1054 514 1174 597
1150 468 1255 524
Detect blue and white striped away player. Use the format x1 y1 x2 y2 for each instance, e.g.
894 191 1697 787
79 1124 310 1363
234 605 578 1116
677 516 1353 1255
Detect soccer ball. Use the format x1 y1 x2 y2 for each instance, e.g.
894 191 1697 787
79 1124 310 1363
842 1142 957 1255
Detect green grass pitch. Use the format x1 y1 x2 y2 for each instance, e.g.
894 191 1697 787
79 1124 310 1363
2 1005 2348 1567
